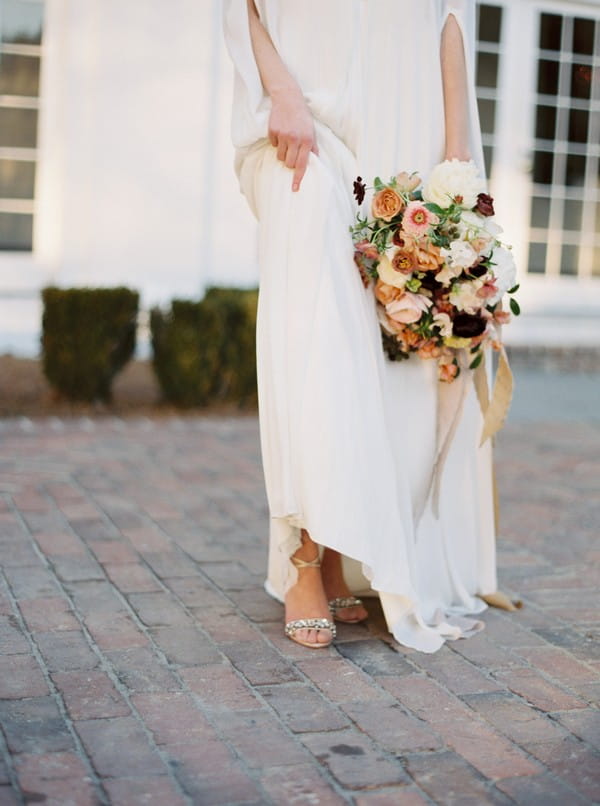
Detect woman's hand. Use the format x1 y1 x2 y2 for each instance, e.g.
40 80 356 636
269 88 319 192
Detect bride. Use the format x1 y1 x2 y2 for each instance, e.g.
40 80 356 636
223 0 503 653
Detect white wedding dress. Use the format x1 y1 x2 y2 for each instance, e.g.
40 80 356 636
223 0 497 652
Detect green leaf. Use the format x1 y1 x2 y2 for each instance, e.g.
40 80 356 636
508 283 520 294
424 202 445 216
469 352 483 370
373 176 384 191
509 297 521 316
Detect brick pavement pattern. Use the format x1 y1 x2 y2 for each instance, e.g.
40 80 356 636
0 415 598 805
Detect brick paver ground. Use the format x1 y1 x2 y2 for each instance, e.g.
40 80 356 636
0 414 598 805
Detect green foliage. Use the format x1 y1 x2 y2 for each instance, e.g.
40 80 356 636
469 351 484 370
150 287 258 408
509 297 521 316
41 286 139 403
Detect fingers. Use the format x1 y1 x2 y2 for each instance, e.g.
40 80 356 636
292 142 311 192
270 130 317 192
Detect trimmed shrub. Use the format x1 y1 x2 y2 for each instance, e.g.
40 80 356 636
41 286 139 403
150 287 258 408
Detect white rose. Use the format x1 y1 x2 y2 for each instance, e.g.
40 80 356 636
423 159 486 209
487 247 517 305
449 279 486 314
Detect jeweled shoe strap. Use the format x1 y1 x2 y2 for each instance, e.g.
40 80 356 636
290 554 321 569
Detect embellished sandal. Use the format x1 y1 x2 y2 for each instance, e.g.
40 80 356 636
329 596 368 624
284 555 336 649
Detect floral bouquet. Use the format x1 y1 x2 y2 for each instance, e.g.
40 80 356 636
351 159 519 382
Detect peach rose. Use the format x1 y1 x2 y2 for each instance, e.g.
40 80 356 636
372 188 404 221
374 279 403 305
410 237 444 271
395 171 421 193
386 291 432 324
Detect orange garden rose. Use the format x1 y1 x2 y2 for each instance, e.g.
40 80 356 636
371 188 404 221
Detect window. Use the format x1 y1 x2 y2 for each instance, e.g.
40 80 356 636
528 12 600 277
0 0 44 251
476 4 504 178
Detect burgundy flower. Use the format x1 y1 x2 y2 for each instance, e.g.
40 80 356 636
475 192 495 217
452 312 487 338
353 176 366 205
467 259 487 278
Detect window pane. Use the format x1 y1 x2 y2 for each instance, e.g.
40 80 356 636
560 244 579 275
0 0 44 45
0 158 35 198
0 107 37 147
478 5 502 43
477 98 496 134
571 64 592 100
0 211 32 250
573 17 595 55
592 247 600 278
535 105 556 140
563 199 582 230
533 151 553 184
0 53 41 96
483 145 493 178
568 108 589 143
476 52 499 88
539 13 562 51
530 197 551 228
528 243 547 274
565 154 586 186
537 60 559 95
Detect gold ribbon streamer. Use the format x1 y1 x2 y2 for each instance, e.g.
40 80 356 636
416 344 514 524
476 345 514 447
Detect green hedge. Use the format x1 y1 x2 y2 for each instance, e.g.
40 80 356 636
150 286 258 408
41 286 139 403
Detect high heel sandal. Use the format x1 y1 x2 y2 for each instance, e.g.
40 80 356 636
284 554 336 649
328 596 368 624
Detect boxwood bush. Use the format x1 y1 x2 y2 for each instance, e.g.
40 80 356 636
150 286 258 408
41 286 139 403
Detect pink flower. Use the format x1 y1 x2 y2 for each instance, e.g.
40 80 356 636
401 201 439 238
476 280 498 299
386 291 432 324
439 362 459 383
355 239 380 260
493 309 511 325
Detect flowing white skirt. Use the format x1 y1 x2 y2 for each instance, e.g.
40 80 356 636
239 125 497 653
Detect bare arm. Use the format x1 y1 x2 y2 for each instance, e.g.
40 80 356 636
246 0 318 191
441 13 471 161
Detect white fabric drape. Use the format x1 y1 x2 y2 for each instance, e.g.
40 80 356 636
223 0 497 652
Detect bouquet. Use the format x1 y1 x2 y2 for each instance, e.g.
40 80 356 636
351 159 519 382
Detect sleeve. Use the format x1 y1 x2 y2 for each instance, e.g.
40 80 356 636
222 0 270 151
440 0 486 180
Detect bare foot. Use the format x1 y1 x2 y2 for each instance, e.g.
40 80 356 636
321 548 368 623
284 530 334 646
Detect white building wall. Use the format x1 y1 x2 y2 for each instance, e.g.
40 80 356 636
0 0 258 354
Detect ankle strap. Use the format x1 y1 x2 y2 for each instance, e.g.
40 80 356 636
291 553 321 569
